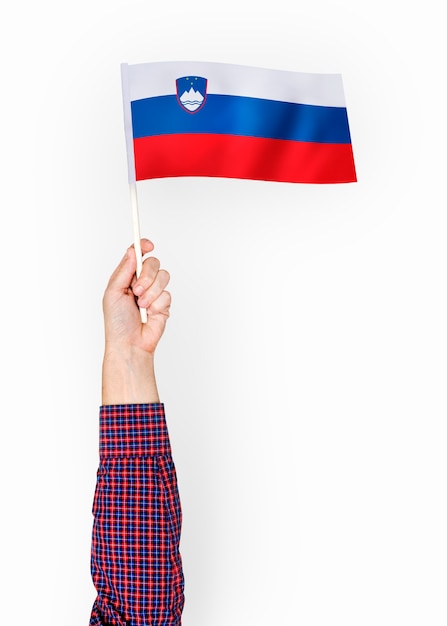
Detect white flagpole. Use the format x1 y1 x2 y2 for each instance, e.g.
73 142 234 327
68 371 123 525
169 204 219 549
129 182 148 323
122 64 147 324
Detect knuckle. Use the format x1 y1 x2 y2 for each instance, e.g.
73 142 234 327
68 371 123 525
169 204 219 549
159 269 170 284
146 256 160 271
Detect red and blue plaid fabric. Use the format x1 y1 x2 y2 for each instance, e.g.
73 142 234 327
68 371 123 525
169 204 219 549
90 404 184 625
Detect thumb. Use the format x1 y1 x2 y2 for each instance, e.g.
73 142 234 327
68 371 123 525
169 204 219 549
106 246 137 293
106 240 155 293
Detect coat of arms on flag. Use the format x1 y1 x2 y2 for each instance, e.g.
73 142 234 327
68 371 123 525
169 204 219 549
176 76 207 113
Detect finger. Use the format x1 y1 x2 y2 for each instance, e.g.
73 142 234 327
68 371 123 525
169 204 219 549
144 291 171 341
133 256 161 297
107 239 154 292
147 289 172 317
137 269 170 309
140 238 154 255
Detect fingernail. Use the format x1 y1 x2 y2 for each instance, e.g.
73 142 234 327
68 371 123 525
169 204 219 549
133 285 143 296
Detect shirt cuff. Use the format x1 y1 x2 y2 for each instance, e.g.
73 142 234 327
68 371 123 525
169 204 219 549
99 403 172 458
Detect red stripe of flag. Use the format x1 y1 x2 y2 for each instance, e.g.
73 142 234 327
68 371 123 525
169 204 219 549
134 134 356 184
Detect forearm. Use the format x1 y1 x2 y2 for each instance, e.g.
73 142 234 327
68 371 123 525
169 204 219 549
90 404 184 625
102 347 159 405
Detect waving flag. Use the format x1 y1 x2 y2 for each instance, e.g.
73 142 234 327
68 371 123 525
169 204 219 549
121 61 356 184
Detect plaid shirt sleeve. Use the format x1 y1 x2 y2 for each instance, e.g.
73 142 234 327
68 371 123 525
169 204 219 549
89 404 184 626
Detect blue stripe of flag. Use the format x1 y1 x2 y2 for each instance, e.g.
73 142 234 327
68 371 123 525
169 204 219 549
131 94 352 144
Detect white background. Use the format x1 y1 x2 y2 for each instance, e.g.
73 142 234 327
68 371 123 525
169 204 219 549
1 0 446 624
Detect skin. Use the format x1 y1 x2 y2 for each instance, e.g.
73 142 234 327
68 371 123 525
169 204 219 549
102 238 171 405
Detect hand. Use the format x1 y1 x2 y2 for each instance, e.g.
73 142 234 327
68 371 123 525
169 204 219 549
103 239 171 355
101 239 171 405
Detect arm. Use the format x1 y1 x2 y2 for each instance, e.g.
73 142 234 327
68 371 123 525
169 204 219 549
89 240 184 626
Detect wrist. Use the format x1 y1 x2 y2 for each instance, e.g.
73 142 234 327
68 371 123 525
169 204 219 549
102 345 159 405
